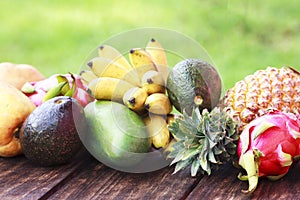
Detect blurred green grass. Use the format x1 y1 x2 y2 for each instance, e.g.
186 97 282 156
0 0 299 91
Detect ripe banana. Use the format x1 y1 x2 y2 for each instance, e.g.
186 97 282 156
166 113 182 141
143 114 170 149
166 113 182 126
87 57 140 86
141 70 165 94
129 48 157 80
79 70 98 85
87 77 134 102
98 44 132 70
164 138 177 153
123 87 148 112
144 93 172 115
146 38 169 81
88 57 128 77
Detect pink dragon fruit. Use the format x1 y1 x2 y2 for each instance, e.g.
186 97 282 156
21 73 93 107
237 111 300 194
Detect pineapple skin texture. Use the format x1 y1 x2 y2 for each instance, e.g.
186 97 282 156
222 67 300 130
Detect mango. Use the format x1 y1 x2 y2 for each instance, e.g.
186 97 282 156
0 62 45 90
82 100 151 171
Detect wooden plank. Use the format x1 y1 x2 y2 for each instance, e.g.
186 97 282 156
186 162 300 200
0 149 89 200
2 151 299 199
47 156 203 200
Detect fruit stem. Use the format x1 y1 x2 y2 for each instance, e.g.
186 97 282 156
128 97 136 106
194 95 203 106
147 78 153 84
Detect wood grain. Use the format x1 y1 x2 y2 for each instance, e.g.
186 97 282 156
186 162 300 200
1 150 299 199
47 156 203 200
0 149 88 200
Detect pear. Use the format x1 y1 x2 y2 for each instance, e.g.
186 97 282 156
0 81 36 157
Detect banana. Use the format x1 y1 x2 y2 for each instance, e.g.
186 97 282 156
141 70 165 94
87 77 134 102
87 57 140 86
144 93 172 115
98 45 132 70
79 70 98 85
166 113 180 125
164 138 177 153
129 48 157 80
143 114 170 149
166 113 183 141
123 87 148 112
146 38 169 81
88 57 128 77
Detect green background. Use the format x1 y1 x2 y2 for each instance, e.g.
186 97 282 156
1 0 299 91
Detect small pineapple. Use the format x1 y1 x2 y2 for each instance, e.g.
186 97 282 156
167 66 300 176
222 66 300 130
166 107 239 176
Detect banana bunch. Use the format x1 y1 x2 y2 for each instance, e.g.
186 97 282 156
80 38 173 149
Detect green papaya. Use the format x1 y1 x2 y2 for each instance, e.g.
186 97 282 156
82 100 151 171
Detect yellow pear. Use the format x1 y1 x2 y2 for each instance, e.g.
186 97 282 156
0 81 36 157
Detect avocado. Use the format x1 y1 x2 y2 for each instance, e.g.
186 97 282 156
166 58 222 115
20 96 85 166
82 100 151 171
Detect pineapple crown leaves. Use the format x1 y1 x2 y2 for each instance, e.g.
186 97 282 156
166 107 240 177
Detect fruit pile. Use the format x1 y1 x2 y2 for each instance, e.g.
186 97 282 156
166 64 300 194
80 38 173 149
0 62 91 165
0 37 299 195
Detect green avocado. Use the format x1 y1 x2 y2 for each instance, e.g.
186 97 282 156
20 96 85 166
167 58 222 115
82 100 151 169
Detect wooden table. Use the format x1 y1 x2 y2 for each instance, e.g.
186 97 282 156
1 149 299 200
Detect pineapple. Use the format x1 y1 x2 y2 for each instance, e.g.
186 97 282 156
222 66 300 130
167 107 239 176
167 66 300 176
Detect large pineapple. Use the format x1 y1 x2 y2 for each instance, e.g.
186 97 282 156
167 66 300 176
222 66 300 130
